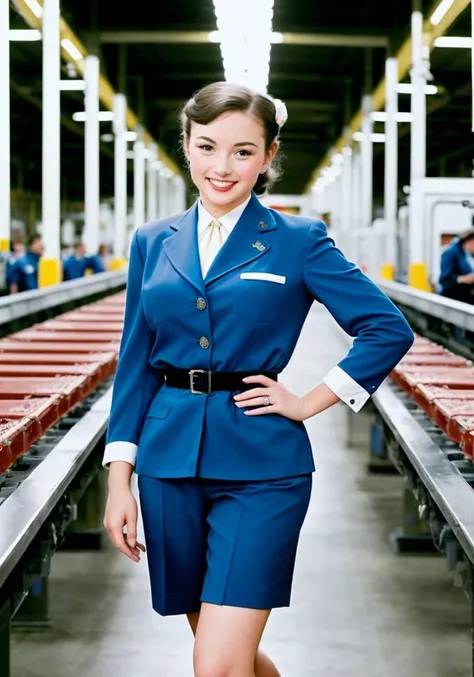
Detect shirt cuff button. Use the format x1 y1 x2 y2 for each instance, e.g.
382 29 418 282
350 399 355 405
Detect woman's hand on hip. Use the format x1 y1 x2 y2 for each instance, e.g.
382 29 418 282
103 487 146 562
233 374 311 421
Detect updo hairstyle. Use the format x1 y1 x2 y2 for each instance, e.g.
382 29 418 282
180 81 283 195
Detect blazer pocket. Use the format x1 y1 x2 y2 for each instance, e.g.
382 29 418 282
145 402 170 419
240 272 286 284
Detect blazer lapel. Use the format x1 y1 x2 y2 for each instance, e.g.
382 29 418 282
162 201 206 296
204 192 278 287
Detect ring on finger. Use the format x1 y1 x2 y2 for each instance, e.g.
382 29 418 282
262 395 271 407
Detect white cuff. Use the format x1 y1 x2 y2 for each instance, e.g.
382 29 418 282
102 441 138 469
322 366 370 413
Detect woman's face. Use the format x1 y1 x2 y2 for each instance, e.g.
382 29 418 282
185 110 277 217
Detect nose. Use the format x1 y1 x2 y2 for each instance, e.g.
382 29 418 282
212 153 232 177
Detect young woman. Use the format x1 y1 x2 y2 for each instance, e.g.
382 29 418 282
102 81 414 677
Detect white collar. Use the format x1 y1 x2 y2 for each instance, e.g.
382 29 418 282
197 194 252 235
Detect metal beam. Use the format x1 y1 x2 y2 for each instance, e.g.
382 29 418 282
305 0 471 191
99 30 388 48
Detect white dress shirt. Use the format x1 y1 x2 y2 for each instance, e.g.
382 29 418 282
102 195 369 467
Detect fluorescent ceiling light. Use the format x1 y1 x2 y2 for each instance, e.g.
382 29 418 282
24 0 43 18
100 134 114 142
72 111 114 122
125 131 137 141
208 30 283 44
353 132 386 143
212 0 275 93
372 111 413 123
9 29 41 41
434 36 472 48
61 38 84 61
60 79 85 91
430 0 456 26
397 83 438 95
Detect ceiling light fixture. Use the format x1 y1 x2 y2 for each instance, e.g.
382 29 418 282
72 111 114 122
396 83 438 95
211 0 275 92
430 0 456 26
372 111 413 123
9 29 41 41
61 38 84 61
24 0 43 19
60 79 85 91
434 36 472 48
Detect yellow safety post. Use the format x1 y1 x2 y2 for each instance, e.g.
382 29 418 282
380 263 395 281
109 256 128 271
38 258 62 287
408 262 430 291
0 240 9 253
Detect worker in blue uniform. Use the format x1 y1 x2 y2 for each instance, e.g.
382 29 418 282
9 233 43 294
62 242 106 281
3 241 25 293
102 82 414 677
438 229 474 303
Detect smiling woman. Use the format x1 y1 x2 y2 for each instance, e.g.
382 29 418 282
102 80 414 677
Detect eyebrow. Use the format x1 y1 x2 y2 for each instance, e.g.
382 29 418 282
196 136 258 148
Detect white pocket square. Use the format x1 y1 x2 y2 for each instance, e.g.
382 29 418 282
240 272 286 284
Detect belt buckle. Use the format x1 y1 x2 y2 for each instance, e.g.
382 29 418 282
189 369 211 394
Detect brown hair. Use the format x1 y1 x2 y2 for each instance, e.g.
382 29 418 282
180 81 283 195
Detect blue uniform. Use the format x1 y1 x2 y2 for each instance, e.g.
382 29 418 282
9 251 40 292
438 238 474 300
104 192 414 615
62 254 105 281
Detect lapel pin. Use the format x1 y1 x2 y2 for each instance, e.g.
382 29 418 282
252 240 266 252
259 221 268 229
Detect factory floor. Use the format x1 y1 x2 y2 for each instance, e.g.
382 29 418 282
11 303 472 677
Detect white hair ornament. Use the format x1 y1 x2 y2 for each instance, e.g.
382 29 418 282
273 98 288 128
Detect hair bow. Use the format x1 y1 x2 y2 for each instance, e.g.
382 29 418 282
273 99 288 128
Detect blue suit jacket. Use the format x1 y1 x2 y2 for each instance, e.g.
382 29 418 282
438 239 473 294
106 193 414 480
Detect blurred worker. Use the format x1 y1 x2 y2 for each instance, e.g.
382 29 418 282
62 242 106 281
95 244 112 272
5 241 25 292
438 229 474 304
9 233 43 294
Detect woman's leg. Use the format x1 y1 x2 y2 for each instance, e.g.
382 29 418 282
187 611 281 676
189 602 280 677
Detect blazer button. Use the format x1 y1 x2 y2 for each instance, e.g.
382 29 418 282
199 336 210 349
196 297 207 311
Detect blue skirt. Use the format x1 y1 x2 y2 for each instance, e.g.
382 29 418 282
137 474 312 616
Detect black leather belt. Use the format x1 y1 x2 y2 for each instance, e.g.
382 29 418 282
165 368 278 394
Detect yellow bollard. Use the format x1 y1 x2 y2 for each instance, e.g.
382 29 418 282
0 239 9 253
109 256 128 271
38 258 62 287
380 263 395 281
408 262 431 291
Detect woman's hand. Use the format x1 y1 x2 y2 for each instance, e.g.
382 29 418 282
233 375 312 421
103 488 146 562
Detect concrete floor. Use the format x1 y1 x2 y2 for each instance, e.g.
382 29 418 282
10 303 472 676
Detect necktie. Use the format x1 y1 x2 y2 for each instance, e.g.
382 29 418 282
199 219 225 277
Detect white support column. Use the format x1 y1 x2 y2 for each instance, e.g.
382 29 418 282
351 150 362 266
383 57 399 280
341 145 352 258
158 171 168 219
112 93 127 265
147 143 158 222
133 130 146 230
41 0 61 286
0 1 10 253
84 55 100 256
409 9 429 289
361 94 373 229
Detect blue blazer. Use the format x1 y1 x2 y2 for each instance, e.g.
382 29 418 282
438 239 473 294
106 193 414 480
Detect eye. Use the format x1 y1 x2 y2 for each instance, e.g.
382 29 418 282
236 149 252 157
197 144 213 152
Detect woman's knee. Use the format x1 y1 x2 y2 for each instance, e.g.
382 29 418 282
193 655 253 677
